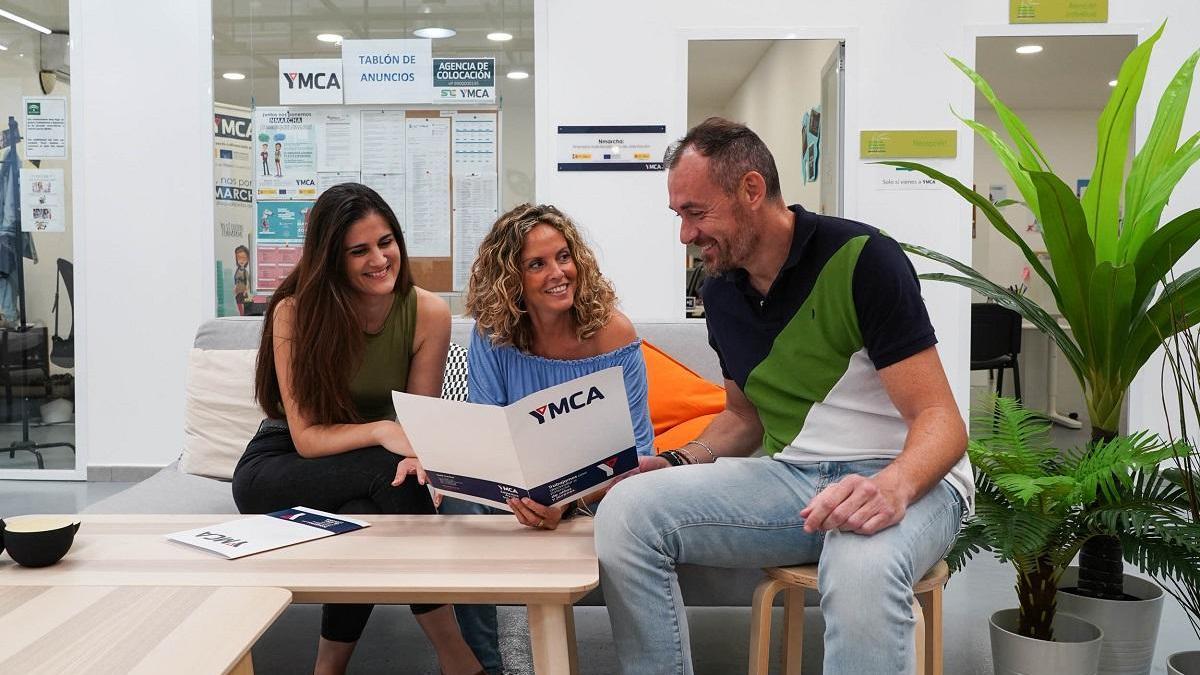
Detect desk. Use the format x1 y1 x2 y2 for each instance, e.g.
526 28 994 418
0 514 599 674
1021 318 1082 430
0 585 289 674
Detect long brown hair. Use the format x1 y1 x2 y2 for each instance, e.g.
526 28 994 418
465 203 615 352
254 182 413 424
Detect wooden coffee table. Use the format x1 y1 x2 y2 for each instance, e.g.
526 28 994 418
0 585 290 674
0 514 599 674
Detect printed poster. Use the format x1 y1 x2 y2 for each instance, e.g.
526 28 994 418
255 200 312 292
23 97 67 159
254 107 318 200
19 168 65 232
214 103 255 316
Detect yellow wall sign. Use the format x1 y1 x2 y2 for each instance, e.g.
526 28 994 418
1010 0 1107 23
859 131 957 159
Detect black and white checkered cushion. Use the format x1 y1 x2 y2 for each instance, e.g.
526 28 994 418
440 341 469 401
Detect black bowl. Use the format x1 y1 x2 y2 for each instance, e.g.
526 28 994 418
0 515 80 567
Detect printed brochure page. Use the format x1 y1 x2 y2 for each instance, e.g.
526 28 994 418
166 507 369 559
392 366 638 510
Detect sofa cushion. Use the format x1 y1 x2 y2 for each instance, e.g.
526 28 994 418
83 463 239 514
441 342 469 401
180 348 262 479
642 340 725 450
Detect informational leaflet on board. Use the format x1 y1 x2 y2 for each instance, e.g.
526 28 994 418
22 97 67 159
255 200 311 292
214 103 255 316
254 107 318 200
19 169 65 232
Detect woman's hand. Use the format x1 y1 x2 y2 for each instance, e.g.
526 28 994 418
508 497 565 530
392 456 428 487
374 421 415 457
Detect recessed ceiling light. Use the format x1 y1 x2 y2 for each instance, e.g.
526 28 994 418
222 72 246 81
317 33 343 44
487 32 513 42
0 9 50 35
506 70 529 80
414 27 455 39
1108 79 1118 87
0 44 8 51
1015 44 1043 55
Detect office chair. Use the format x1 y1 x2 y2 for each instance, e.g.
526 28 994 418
970 302 1022 401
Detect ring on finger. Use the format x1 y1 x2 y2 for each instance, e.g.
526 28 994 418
536 518 545 529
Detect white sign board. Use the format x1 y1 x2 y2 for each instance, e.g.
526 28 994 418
22 97 67 159
556 125 667 171
278 58 344 105
20 168 65 232
341 39 433 104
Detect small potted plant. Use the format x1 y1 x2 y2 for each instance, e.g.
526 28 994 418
950 398 1180 675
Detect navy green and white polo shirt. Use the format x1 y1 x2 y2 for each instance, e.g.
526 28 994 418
702 205 973 508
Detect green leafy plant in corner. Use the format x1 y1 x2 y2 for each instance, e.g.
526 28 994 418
1155 296 1200 637
888 22 1200 600
948 398 1197 641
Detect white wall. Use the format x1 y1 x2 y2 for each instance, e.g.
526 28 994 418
70 0 214 466
722 40 838 213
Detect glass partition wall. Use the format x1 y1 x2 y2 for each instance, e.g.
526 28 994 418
0 1 76 478
213 0 534 317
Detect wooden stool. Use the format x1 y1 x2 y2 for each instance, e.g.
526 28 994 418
748 560 949 675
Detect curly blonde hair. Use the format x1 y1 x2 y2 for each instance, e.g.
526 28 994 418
466 203 616 352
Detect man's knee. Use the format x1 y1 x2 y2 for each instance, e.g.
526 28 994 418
818 529 913 595
594 476 665 561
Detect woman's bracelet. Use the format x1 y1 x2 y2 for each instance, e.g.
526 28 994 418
684 439 717 463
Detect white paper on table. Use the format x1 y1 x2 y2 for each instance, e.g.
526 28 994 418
166 507 370 560
392 367 638 510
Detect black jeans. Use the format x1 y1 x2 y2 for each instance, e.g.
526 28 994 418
232 419 440 643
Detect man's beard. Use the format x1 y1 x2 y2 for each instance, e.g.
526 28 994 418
703 203 760 277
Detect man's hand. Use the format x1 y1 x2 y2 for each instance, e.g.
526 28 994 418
800 472 913 535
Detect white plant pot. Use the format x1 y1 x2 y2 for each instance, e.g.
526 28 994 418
990 608 1103 675
1056 567 1165 675
1168 651 1200 675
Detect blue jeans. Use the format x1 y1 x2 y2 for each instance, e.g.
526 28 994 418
438 497 505 674
594 456 963 675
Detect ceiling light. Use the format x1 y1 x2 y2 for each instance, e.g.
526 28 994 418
487 32 513 42
414 27 455 39
0 44 8 51
222 72 246 81
0 9 51 35
506 70 529 80
1108 79 1118 87
317 33 343 44
1015 44 1043 55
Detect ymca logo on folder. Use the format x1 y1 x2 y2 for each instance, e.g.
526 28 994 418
393 367 638 510
165 507 369 559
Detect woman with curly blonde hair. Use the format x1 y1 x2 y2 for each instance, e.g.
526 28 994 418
444 203 653 674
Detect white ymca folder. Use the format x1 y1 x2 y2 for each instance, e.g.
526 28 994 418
392 366 638 510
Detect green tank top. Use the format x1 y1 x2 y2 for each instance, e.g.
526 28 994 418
348 288 417 422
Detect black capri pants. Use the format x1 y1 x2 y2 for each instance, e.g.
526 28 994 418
232 419 440 643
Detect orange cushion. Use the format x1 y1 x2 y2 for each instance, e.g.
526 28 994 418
654 413 720 451
641 340 725 451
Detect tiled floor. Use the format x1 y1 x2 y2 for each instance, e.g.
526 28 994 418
1 479 1196 673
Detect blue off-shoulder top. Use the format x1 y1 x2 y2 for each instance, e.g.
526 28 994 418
467 327 655 456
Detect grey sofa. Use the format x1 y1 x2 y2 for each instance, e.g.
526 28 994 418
86 316 782 608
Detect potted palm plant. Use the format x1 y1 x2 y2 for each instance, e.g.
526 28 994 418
886 23 1200 671
951 398 1181 675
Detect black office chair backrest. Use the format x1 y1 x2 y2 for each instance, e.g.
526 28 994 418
51 258 73 369
970 303 1022 363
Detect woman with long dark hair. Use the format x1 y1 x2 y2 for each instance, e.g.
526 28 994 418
232 183 482 675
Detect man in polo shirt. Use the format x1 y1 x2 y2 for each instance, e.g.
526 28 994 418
594 117 971 675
